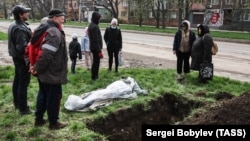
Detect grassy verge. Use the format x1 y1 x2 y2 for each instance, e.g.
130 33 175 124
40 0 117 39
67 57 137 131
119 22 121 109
0 31 8 40
0 66 250 140
64 21 250 40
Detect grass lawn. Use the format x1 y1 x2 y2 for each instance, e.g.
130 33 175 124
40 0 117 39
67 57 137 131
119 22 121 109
0 66 250 140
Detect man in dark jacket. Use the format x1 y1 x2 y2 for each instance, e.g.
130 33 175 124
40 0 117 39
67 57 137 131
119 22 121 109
30 9 68 130
88 12 103 80
69 33 82 74
8 5 32 115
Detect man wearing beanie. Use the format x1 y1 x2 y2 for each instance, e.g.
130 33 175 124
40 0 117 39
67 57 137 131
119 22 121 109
8 5 32 116
29 8 68 130
88 11 103 80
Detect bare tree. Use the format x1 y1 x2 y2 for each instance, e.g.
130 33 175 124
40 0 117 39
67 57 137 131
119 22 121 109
132 0 149 26
94 0 120 18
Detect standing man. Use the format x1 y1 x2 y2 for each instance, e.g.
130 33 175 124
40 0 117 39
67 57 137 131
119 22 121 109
104 18 122 73
88 12 103 80
173 20 196 80
30 9 68 130
8 5 32 115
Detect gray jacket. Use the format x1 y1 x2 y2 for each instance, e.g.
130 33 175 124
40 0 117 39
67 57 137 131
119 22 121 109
34 21 68 84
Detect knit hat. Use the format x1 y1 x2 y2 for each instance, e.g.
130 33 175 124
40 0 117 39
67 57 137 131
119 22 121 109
72 33 78 39
48 9 65 18
12 5 31 16
111 18 118 25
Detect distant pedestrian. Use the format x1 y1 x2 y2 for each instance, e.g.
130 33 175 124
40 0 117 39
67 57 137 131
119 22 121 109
69 33 82 74
8 5 32 115
88 12 103 80
173 20 196 80
104 18 122 72
81 27 93 71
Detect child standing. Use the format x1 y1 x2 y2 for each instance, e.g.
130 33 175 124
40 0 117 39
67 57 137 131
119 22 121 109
69 33 82 74
81 27 93 71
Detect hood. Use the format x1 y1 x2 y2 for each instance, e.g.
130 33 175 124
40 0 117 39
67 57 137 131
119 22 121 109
197 24 210 37
181 20 190 30
91 12 101 24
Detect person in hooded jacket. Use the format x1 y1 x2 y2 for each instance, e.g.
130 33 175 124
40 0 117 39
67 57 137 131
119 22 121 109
191 24 213 83
69 33 82 74
173 20 196 80
88 12 103 80
104 18 122 72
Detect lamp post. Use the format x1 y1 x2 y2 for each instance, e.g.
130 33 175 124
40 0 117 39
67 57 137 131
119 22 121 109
51 0 54 9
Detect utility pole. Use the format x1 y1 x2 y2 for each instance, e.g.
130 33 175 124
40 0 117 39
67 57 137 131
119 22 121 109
51 0 54 9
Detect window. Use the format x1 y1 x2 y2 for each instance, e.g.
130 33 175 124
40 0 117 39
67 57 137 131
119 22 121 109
131 0 136 6
121 11 126 17
149 12 153 18
211 0 219 5
244 13 250 21
225 0 232 5
130 11 134 17
122 0 127 7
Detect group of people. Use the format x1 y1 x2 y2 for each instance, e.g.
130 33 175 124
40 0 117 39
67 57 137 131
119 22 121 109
7 4 123 130
68 13 123 78
173 20 214 83
8 5 68 130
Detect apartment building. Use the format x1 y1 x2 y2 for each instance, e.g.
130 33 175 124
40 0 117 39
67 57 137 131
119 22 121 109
115 0 250 30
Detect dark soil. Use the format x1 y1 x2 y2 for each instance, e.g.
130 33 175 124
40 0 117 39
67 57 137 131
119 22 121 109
87 91 250 141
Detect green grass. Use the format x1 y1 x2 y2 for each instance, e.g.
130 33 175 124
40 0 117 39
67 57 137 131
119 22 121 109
0 66 249 140
0 31 8 40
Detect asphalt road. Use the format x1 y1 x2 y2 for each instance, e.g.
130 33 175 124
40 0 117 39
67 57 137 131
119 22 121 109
0 21 250 83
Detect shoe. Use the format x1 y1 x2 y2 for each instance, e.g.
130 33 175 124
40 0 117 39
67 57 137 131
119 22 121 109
176 74 183 80
35 119 47 127
49 122 67 130
19 108 33 116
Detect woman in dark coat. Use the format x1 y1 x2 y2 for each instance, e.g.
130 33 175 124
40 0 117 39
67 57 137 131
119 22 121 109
191 24 213 82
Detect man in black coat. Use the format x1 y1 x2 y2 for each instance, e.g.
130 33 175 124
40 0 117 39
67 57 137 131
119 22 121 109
88 12 103 80
8 5 32 115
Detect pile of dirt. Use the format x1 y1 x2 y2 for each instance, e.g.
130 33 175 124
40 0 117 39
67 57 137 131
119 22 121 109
87 91 250 141
180 91 250 125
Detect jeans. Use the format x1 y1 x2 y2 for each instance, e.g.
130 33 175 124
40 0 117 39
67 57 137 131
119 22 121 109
35 79 62 124
70 57 77 74
12 57 30 111
107 47 119 72
176 52 191 74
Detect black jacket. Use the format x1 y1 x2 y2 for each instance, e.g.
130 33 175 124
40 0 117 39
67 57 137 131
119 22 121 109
191 25 213 70
88 12 103 53
104 26 122 51
8 20 32 59
69 39 82 59
173 30 196 53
